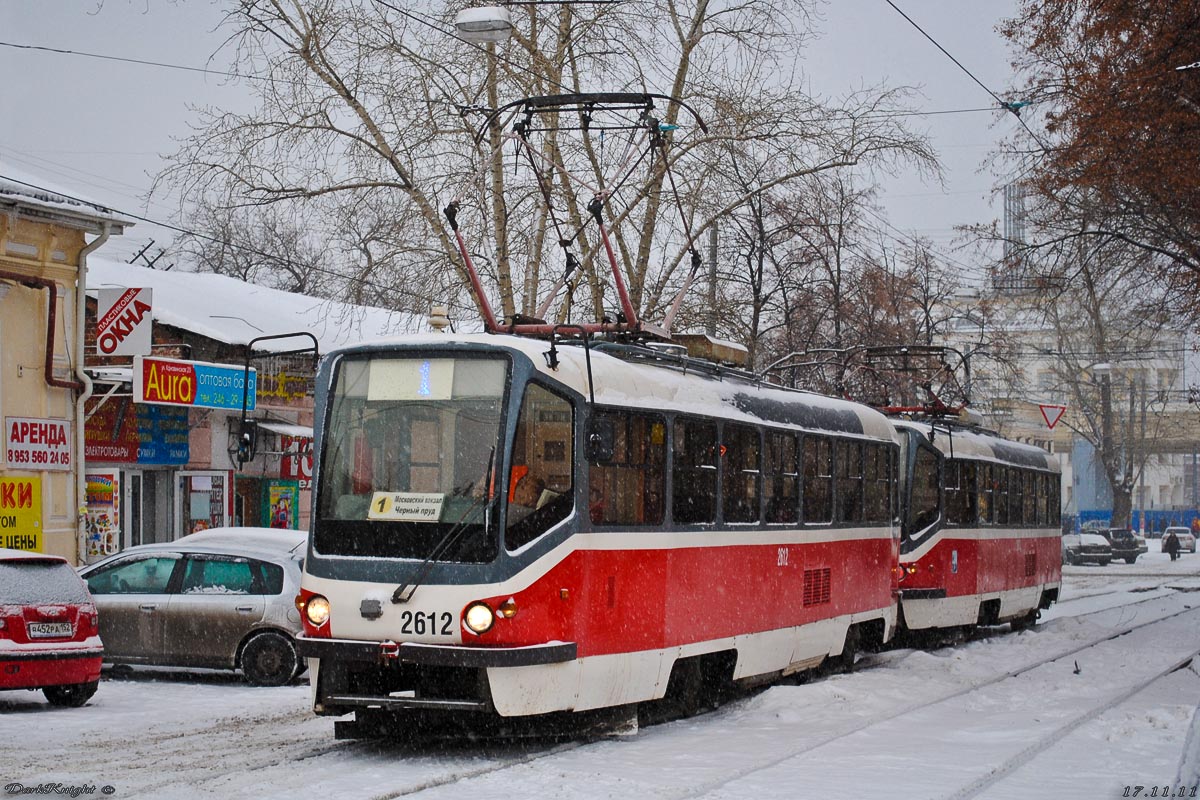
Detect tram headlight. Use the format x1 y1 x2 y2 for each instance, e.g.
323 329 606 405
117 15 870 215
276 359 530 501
463 601 495 635
305 594 331 627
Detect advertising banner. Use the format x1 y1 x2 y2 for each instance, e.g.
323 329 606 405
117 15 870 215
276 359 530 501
85 472 120 558
135 356 257 411
96 287 152 356
85 401 189 465
280 435 313 489
0 477 42 551
5 417 72 472
266 480 299 530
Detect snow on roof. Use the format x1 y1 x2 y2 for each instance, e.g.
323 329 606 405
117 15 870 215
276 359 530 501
86 258 425 353
0 161 135 230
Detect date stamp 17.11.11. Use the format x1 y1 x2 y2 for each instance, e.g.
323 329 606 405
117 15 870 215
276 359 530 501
1122 786 1198 798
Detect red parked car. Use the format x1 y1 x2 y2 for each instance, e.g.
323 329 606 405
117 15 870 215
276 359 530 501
0 548 103 706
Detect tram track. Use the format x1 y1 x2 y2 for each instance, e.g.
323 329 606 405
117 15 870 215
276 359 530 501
943 652 1200 800
652 601 1200 800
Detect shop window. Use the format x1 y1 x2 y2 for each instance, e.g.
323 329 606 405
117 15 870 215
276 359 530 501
722 424 761 524
588 411 666 526
673 417 717 525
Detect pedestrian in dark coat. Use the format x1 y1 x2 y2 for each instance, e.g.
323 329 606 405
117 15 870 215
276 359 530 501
1165 531 1181 561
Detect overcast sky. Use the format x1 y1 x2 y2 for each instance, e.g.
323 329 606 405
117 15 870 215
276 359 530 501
0 0 1024 278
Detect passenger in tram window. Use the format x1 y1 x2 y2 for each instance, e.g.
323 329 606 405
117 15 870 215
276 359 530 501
509 469 557 519
589 487 606 523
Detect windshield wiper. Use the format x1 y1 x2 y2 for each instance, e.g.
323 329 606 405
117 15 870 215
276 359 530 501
392 448 495 604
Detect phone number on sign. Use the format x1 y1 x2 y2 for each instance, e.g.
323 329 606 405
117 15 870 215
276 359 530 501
6 449 70 466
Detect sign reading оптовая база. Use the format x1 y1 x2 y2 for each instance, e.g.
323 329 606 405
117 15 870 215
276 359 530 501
134 356 257 411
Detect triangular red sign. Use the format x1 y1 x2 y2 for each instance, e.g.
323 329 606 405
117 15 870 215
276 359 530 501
1039 404 1067 429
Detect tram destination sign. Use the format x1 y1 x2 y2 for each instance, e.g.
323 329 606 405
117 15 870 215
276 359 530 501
134 356 257 411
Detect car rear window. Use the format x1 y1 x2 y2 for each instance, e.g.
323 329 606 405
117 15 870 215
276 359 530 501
0 560 90 605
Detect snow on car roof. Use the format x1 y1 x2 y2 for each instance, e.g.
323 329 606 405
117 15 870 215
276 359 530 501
0 548 68 563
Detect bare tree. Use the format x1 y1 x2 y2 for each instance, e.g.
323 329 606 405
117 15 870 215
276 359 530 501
159 0 936 330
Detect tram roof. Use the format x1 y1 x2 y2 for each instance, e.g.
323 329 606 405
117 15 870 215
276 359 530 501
332 332 899 442
892 419 1059 472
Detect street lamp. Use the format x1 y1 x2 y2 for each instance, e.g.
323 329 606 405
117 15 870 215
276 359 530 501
454 6 514 43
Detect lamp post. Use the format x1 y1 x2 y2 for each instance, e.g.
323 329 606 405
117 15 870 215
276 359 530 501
454 7 514 43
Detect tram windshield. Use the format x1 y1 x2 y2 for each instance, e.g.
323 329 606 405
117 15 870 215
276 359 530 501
314 355 507 562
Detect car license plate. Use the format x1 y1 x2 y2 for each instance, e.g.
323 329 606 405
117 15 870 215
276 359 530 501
27 622 72 639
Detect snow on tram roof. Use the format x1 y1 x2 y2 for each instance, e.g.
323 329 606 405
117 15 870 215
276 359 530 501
892 418 1058 472
332 332 898 442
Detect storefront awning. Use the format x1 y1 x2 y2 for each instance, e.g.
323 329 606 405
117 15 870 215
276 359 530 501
256 421 314 439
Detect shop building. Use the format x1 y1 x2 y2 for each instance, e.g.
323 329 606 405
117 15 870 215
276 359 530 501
81 258 415 558
0 166 130 563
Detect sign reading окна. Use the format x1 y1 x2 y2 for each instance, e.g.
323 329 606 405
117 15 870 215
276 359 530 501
5 417 72 472
97 287 152 356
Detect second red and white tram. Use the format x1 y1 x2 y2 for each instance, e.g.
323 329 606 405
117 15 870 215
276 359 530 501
894 419 1061 632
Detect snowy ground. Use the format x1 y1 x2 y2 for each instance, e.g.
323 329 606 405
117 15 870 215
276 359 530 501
4 551 1200 800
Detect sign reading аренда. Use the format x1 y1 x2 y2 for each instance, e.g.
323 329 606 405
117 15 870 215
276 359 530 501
5 417 72 472
135 356 257 411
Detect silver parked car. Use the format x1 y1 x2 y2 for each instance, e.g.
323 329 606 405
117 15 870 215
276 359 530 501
79 527 305 686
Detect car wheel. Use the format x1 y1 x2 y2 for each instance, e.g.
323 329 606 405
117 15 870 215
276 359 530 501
43 681 98 708
240 631 299 687
1125 556 1137 564
1064 552 1076 565
1099 559 1111 566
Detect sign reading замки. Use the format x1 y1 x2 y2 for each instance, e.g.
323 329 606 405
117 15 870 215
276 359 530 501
5 417 72 472
134 356 257 411
96 287 152 356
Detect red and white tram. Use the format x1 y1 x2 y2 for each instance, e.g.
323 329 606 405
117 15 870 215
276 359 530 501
893 418 1062 632
294 333 904 734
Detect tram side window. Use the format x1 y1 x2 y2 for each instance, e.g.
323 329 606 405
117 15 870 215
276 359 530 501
588 411 666 526
1035 472 1049 526
978 464 993 524
863 444 890 524
1023 470 1037 526
722 424 761 524
1050 477 1062 527
836 440 864 523
802 435 833 524
995 466 1010 525
673 418 718 525
764 432 799 524
505 383 575 552
908 444 940 537
945 459 978 526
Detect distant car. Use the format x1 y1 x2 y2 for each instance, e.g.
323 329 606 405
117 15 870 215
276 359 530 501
1100 528 1142 564
1162 526 1197 554
79 528 305 686
0 548 103 706
1062 531 1112 566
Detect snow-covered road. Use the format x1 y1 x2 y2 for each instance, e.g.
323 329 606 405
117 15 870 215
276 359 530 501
5 552 1200 800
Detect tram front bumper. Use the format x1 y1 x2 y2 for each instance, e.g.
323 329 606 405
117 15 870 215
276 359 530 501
295 635 578 668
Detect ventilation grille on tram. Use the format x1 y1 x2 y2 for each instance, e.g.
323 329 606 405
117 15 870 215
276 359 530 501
803 568 832 606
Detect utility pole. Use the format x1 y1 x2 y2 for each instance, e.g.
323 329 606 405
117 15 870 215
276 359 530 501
706 224 718 336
